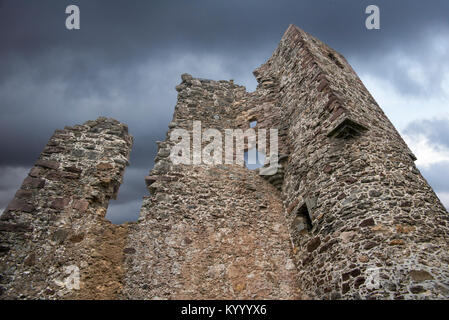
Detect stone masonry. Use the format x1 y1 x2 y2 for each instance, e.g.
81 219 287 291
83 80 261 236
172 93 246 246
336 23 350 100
1 25 449 299
122 76 299 299
0 118 133 299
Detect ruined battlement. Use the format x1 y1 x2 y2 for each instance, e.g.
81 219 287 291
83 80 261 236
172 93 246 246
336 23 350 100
1 25 449 300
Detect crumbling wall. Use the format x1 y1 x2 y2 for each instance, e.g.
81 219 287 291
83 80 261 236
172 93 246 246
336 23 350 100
123 25 449 300
0 117 133 299
122 75 299 299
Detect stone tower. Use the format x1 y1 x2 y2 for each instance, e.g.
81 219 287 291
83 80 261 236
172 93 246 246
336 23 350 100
1 25 449 300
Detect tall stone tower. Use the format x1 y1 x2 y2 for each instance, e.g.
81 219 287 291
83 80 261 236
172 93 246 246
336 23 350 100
251 25 449 299
1 25 448 300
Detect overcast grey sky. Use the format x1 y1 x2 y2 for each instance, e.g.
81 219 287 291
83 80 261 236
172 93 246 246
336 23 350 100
1 0 448 223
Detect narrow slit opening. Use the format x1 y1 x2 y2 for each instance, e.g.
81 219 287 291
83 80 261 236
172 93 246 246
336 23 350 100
298 203 313 231
328 52 344 69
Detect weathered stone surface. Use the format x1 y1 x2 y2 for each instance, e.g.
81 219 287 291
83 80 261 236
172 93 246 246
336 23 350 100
29 167 43 178
15 190 33 199
307 237 321 252
69 233 84 243
22 177 45 189
5 199 35 213
0 117 133 300
50 198 70 210
52 229 68 244
72 199 89 212
36 159 59 170
359 218 375 228
0 222 33 233
97 162 114 171
409 270 434 282
65 166 82 174
123 248 136 254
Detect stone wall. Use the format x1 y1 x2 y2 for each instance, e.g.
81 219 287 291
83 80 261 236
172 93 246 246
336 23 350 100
122 76 299 299
0 117 133 299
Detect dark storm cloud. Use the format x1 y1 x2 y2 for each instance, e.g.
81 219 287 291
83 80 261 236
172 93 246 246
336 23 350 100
2 0 449 54
1 0 448 222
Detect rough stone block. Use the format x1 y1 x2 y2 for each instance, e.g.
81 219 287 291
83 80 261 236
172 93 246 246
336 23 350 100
36 159 60 170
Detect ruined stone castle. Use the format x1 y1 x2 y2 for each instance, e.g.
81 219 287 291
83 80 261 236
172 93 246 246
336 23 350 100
1 25 449 300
